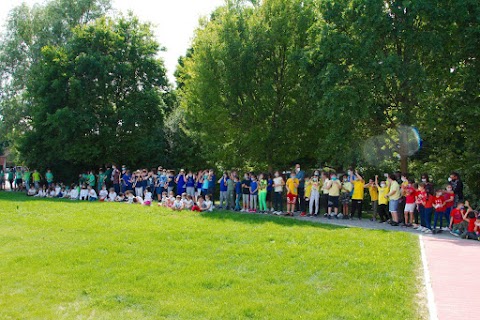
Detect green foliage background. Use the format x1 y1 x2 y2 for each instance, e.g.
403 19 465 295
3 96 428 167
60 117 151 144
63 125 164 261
0 0 479 195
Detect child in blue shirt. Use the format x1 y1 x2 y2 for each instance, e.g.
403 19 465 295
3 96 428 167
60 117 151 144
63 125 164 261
234 176 242 211
250 175 258 212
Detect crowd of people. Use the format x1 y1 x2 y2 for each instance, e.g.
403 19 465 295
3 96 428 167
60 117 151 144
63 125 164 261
1 164 479 240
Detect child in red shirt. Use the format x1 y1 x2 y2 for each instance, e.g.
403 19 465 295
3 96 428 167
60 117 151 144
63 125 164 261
403 182 417 227
443 185 455 230
461 210 478 240
449 201 468 236
423 190 435 233
432 190 446 233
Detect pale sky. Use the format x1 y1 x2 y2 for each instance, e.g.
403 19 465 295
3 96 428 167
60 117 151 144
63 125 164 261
0 0 226 84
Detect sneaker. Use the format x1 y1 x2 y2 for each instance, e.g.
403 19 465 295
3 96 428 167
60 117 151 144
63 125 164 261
337 213 344 219
424 229 432 234
323 213 328 218
442 227 450 231
450 231 459 237
300 212 306 217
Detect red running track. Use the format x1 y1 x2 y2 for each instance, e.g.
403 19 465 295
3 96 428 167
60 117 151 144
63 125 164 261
422 236 480 320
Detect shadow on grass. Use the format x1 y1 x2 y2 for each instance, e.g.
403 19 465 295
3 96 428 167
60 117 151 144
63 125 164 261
1 192 345 230
0 192 79 204
199 210 346 230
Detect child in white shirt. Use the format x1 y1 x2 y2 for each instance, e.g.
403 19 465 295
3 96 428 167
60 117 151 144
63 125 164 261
115 192 125 202
183 194 194 210
107 188 117 202
143 188 153 206
69 186 79 200
204 195 213 212
172 195 184 211
87 186 98 201
79 184 88 200
27 186 37 196
98 186 108 201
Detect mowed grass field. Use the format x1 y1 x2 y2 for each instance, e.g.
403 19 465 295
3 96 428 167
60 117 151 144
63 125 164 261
0 192 424 319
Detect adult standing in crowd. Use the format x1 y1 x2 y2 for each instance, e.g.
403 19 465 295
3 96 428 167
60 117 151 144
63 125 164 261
295 164 305 214
449 172 464 206
112 164 120 194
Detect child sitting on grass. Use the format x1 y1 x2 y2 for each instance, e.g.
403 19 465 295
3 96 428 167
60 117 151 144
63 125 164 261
69 185 79 200
172 195 184 211
143 187 153 206
461 209 478 240
79 184 88 201
183 194 194 210
115 192 125 202
204 194 213 212
107 188 117 202
99 185 108 201
87 186 98 201
449 201 469 236
27 185 36 196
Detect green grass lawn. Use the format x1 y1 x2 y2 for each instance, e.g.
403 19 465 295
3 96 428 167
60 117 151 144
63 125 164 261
0 192 424 319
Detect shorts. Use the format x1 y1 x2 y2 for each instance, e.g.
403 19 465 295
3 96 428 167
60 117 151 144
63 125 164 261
389 199 399 212
340 193 351 205
328 196 339 208
143 201 152 206
404 203 416 212
266 190 272 202
287 193 297 204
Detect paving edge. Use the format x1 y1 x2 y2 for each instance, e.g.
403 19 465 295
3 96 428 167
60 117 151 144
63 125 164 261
419 236 438 320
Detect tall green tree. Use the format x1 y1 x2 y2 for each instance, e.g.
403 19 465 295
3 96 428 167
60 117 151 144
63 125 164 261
179 0 317 170
0 0 111 159
21 14 169 179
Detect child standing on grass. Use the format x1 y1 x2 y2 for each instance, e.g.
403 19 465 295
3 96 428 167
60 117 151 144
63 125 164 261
403 180 417 227
285 172 299 217
234 176 242 211
443 185 455 231
432 190 446 233
375 176 390 223
258 174 268 214
350 171 365 220
241 173 251 212
273 171 285 215
309 173 320 217
249 175 259 213
340 175 352 218
327 173 341 219
302 176 311 217
367 179 378 221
